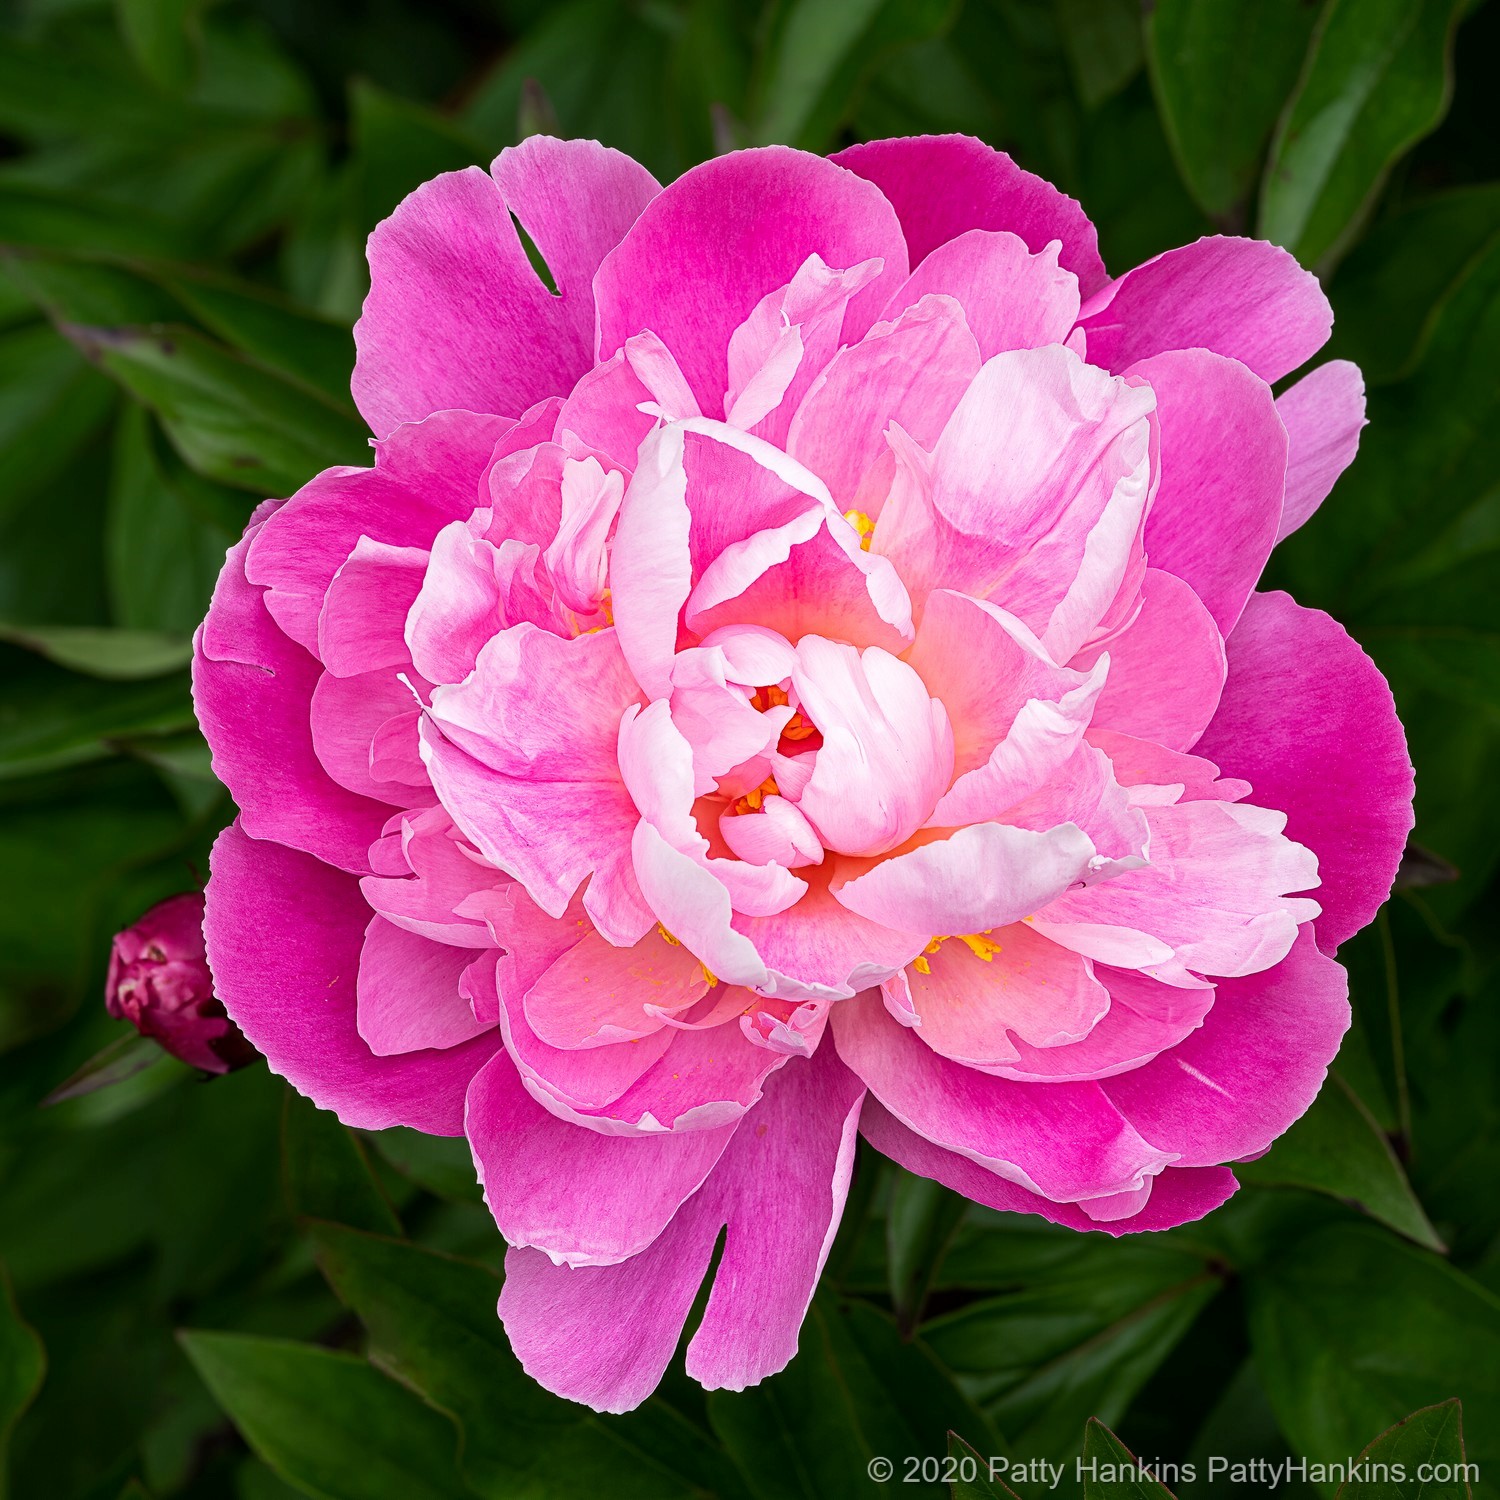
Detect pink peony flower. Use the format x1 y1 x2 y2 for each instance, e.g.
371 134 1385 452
107 892 255 1074
194 135 1414 1411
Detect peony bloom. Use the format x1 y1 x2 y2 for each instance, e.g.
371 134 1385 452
194 135 1413 1411
106 892 255 1074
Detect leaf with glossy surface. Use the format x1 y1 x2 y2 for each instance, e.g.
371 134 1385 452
1338 1399 1470 1498
282 1091 401 1237
711 1296 1001 1498
0 623 191 680
1247 1224 1500 1479
1081 1419 1176 1498
1238 1072 1442 1250
179 1332 475 1500
1260 0 1468 268
69 323 367 496
948 1432 1019 1499
1146 0 1321 221
309 1223 727 1500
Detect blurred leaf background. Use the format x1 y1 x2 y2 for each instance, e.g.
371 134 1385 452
0 0 1498 1495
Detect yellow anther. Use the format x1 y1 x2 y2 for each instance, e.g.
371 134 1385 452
910 931 1001 975
843 509 876 550
731 776 780 815
656 924 680 947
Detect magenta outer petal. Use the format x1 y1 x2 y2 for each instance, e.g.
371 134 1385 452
1077 236 1332 385
1129 348 1287 638
834 134 1107 296
354 142 658 434
194 515 391 875
594 146 909 417
204 822 500 1134
1193 591 1414 951
861 1101 1237 1235
498 1046 865 1412
1103 926 1349 1165
1275 359 1367 542
466 1049 735 1267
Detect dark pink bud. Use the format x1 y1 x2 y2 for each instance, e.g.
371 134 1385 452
105 893 255 1075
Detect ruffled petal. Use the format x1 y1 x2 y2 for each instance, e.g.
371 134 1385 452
1275 359 1366 542
354 140 659 435
833 134 1107 296
204 822 500 1133
1103 926 1349 1164
1192 591 1413 952
356 916 490 1056
594 146 908 417
1076 235 1332 385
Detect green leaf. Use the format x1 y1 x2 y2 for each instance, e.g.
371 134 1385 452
1146 0 1321 221
0 183 192 262
1056 0 1143 110
0 1263 45 1500
40 1032 168 1106
308 1222 725 1499
1238 1072 1443 1250
0 320 115 528
179 1332 475 1500
0 623 190 680
1259 0 1468 269
887 1170 967 1333
68 323 368 496
282 1091 401 1237
1337 1399 1471 1498
367 1128 482 1205
1247 1223 1500 1480
750 0 958 151
106 404 247 636
921 1225 1223 1460
1080 1419 1176 1498
0 647 194 781
947 1432 1019 1499
709 1295 1001 1498
1329 184 1500 383
115 0 200 93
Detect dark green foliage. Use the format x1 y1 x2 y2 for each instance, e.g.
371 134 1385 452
0 0 1496 1496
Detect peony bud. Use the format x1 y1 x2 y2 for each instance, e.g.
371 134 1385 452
105 893 255 1074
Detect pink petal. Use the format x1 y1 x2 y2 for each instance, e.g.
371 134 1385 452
787 293 980 513
356 916 489 1056
875 345 1155 661
422 626 644 930
885 229 1081 359
467 1047 733 1267
354 141 658 435
832 991 1172 1201
195 517 391 875
309 667 430 807
1192 591 1413 952
908 590 1104 827
246 411 511 655
555 332 699 471
1071 568 1226 752
1035 800 1319 979
498 1046 864 1410
542 456 625 616
594 146 908 418
1103 926 1349 1164
1076 236 1333 385
686 512 914 656
861 1101 1236 1234
523 925 710 1049
359 805 504 948
793 638 954 856
833 134 1107 296
1275 359 1367 542
896 922 1110 1069
1128 349 1287 637
204 822 499 1132
1087 728 1251 803
719 795 824 869
317 538 428 679
989 966 1216 1082
833 821 1098 937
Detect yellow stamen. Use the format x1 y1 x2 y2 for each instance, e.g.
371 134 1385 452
843 509 876 550
911 931 1002 975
